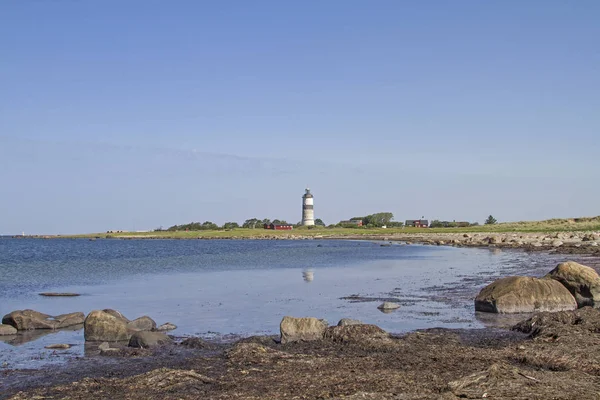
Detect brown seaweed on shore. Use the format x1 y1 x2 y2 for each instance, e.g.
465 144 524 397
5 308 600 399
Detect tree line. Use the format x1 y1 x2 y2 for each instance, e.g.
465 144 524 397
157 213 499 231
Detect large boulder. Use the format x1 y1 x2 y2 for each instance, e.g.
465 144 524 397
0 324 17 335
545 261 600 308
280 316 328 344
102 309 130 323
84 310 130 342
2 310 84 330
128 331 172 348
474 276 577 313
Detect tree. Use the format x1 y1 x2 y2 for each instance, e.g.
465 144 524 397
485 215 498 225
363 212 394 227
223 222 239 230
315 218 325 226
243 218 261 229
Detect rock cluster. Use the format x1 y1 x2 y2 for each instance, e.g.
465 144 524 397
84 309 162 342
2 310 84 330
475 261 600 313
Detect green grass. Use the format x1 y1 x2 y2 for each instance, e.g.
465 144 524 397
61 216 600 239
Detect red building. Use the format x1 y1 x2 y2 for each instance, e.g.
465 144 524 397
405 219 429 228
264 223 294 230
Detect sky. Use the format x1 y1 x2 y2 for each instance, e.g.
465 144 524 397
1 1 599 234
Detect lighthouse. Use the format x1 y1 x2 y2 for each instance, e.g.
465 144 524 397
302 188 315 226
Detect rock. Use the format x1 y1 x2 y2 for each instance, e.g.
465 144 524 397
128 331 172 348
487 236 500 245
551 240 563 247
98 342 111 351
337 318 363 326
127 316 156 331
38 292 80 297
156 322 177 331
474 276 577 313
2 310 84 330
323 325 390 343
280 316 328 344
0 324 17 335
102 309 130 323
84 310 130 342
377 302 400 311
45 343 71 350
545 261 600 308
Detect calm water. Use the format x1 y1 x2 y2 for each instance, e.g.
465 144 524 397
0 238 566 369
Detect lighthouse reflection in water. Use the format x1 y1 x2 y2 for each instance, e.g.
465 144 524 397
302 268 314 283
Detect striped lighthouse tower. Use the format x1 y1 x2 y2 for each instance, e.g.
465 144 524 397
302 188 315 226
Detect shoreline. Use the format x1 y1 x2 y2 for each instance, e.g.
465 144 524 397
2 242 600 398
4 308 600 399
25 230 600 256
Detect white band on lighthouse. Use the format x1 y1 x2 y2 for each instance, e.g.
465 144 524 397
302 188 315 226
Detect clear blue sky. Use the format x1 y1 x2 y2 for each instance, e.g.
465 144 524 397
1 1 599 234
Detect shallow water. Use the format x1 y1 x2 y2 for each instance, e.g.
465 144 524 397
0 238 567 369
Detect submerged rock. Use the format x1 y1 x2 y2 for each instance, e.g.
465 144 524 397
156 322 177 332
45 343 71 350
474 276 577 313
2 310 84 330
545 261 600 308
38 292 80 297
280 316 328 344
128 331 172 348
377 302 400 311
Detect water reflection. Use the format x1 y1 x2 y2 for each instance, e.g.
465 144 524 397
0 324 84 346
474 311 531 329
302 269 314 283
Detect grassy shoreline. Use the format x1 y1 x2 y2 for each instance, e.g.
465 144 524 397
56 216 600 239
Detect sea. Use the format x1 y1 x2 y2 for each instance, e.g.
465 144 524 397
0 237 568 369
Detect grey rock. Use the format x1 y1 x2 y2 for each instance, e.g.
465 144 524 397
45 343 71 350
84 310 129 342
280 316 328 344
0 324 17 336
127 316 156 332
128 331 172 348
474 276 577 313
337 318 363 327
377 302 400 310
156 322 177 331
324 325 390 343
98 342 110 351
546 261 600 308
2 310 84 330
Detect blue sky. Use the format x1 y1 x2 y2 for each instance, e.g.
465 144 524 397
1 1 599 234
